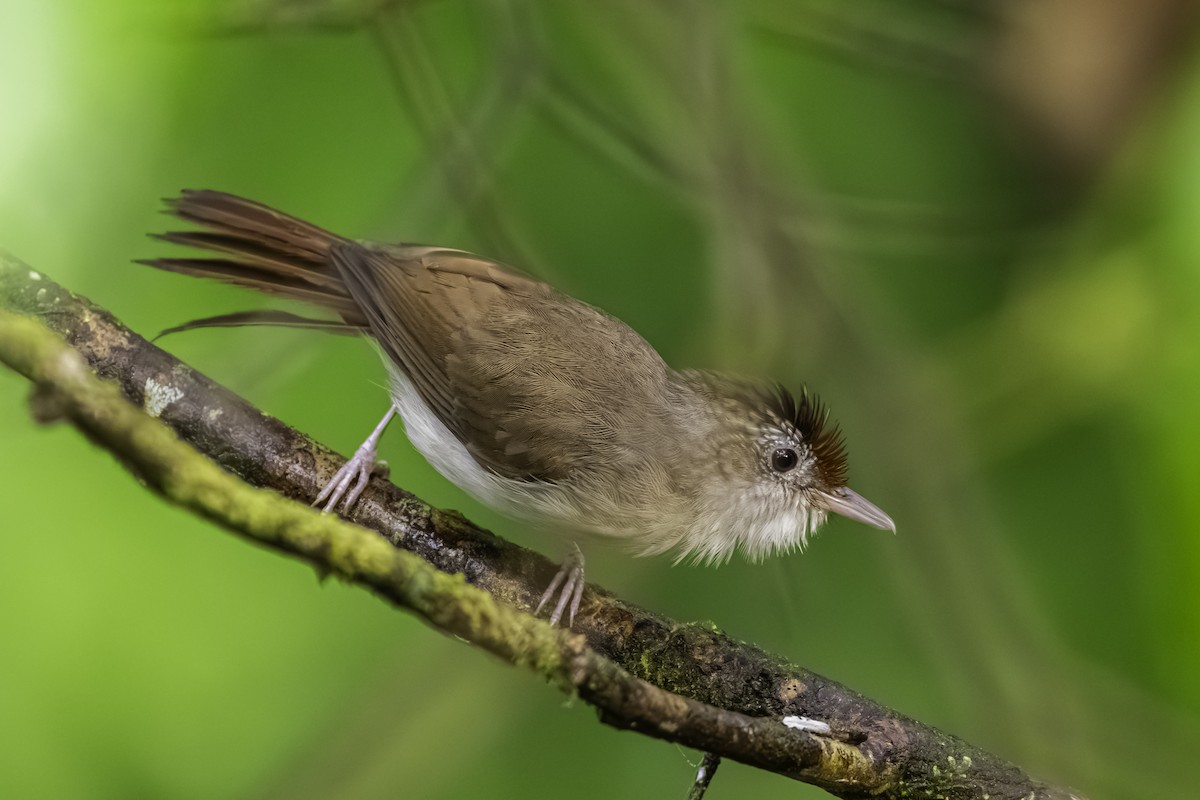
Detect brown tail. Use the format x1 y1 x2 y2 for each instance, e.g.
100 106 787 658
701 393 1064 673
139 190 366 327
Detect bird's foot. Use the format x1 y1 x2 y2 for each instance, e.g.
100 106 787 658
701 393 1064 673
536 543 586 627
314 406 396 514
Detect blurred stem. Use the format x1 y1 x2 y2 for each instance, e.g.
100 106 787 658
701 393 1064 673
369 3 534 263
0 254 1083 800
687 752 721 800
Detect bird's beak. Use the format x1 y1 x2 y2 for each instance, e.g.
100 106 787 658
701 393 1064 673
815 487 896 532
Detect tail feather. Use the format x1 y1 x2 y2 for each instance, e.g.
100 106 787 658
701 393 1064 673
143 190 363 323
150 230 343 290
164 190 336 264
136 257 361 314
154 310 366 340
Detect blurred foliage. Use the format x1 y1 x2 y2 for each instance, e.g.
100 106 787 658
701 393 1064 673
2 1 1199 798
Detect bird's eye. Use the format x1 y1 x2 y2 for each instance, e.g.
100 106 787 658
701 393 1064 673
771 448 799 473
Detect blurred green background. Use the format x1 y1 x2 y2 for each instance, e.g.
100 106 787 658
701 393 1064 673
3 1 1200 798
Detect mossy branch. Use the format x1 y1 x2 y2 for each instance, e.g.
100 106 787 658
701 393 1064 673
0 253 1085 800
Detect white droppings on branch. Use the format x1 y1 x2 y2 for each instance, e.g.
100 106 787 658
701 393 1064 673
782 715 831 734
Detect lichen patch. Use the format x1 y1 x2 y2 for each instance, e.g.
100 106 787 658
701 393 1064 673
144 377 183 417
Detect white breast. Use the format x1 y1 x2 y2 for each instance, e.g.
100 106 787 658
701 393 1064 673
387 367 583 527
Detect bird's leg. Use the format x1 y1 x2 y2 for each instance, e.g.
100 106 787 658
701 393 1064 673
314 405 397 513
536 543 586 627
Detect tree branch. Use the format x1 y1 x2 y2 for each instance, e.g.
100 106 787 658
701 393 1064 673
0 252 1085 800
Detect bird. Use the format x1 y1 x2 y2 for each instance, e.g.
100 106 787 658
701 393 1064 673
142 190 895 625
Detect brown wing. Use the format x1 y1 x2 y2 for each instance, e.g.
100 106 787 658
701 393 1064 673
146 191 681 488
329 244 673 482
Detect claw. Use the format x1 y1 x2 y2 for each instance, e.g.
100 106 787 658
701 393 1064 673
314 406 396 514
536 544 585 627
314 447 375 512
